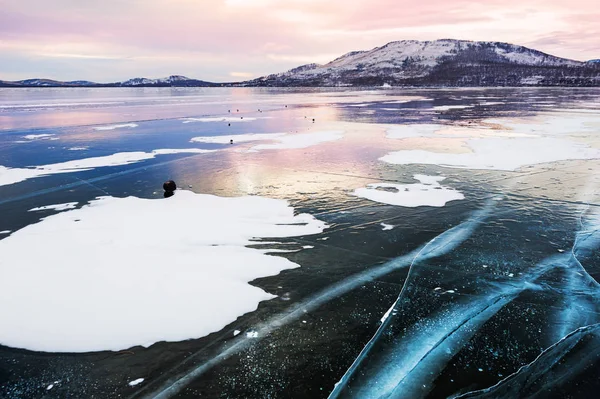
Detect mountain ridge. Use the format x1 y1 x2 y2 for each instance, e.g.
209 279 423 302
1 40 599 87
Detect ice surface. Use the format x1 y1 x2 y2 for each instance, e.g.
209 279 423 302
249 131 344 151
353 175 464 207
28 202 78 212
94 123 138 131
128 378 144 386
0 149 212 187
190 133 287 144
0 190 327 352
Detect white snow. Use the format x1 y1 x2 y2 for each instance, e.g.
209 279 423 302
432 105 474 111
29 202 78 212
23 134 56 140
250 131 344 151
94 123 138 131
380 305 394 322
0 230 10 235
0 149 212 187
233 330 241 336
190 133 287 144
353 175 464 207
68 147 89 151
380 223 395 231
128 378 144 386
380 137 600 171
46 384 54 390
246 331 259 338
182 117 258 123
0 190 327 352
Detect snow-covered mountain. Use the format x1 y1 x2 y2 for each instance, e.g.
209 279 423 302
0 75 218 88
118 75 215 87
246 39 600 87
2 40 599 88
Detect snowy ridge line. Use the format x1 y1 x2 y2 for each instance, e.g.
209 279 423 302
454 322 600 398
145 203 495 399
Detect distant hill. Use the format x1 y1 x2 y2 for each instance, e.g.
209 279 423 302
0 75 219 88
244 39 600 87
2 41 599 88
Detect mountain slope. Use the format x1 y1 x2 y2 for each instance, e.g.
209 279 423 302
0 75 219 88
245 39 600 87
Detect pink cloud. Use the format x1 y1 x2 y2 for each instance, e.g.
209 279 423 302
1 0 598 81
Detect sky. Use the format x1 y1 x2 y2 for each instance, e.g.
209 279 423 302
1 0 598 82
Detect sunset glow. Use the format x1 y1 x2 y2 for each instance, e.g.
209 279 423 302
1 0 598 81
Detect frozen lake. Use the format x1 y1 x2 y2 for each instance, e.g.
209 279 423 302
1 87 600 398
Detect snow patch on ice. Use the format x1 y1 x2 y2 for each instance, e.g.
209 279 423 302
0 230 11 235
381 223 395 231
23 134 56 140
94 123 138 131
380 137 600 171
353 175 464 207
433 105 474 111
182 117 259 123
233 330 241 336
68 147 89 151
29 202 78 212
246 331 259 338
190 133 287 144
128 378 144 386
0 190 327 352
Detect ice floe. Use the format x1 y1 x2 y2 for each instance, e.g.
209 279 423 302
380 137 600 171
190 131 344 151
28 202 79 212
353 175 464 207
0 148 212 187
182 117 258 123
190 133 287 144
381 223 395 231
128 378 144 386
433 105 474 111
0 190 327 352
94 123 138 131
22 134 57 141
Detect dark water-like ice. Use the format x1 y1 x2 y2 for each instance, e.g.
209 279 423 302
1 87 600 398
